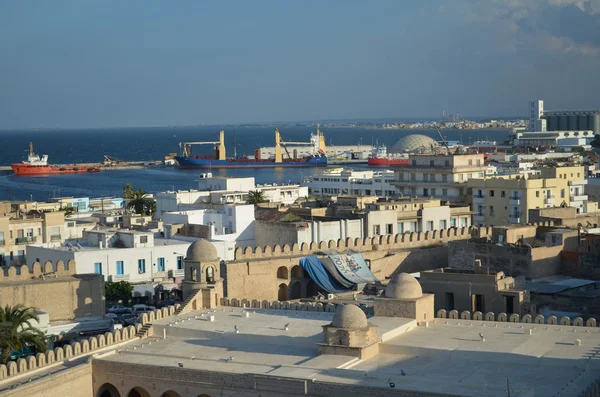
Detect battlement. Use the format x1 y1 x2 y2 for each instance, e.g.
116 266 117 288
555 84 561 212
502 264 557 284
436 309 596 327
234 226 480 260
0 260 77 282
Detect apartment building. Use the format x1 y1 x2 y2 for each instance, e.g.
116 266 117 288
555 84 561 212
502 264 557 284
364 198 472 233
303 169 397 197
468 166 589 226
393 153 494 202
0 211 65 266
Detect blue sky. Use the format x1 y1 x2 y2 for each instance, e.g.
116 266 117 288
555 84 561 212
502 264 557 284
1 0 599 128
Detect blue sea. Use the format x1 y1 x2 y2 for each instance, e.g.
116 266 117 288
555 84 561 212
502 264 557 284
0 126 510 201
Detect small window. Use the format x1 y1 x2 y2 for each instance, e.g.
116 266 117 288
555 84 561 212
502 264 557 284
536 191 540 198
489 190 495 197
138 259 146 273
94 263 102 274
501 191 505 198
430 160 434 166
116 261 124 275
140 236 148 244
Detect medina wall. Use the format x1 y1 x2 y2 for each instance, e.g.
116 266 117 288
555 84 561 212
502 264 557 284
0 261 105 321
0 362 93 397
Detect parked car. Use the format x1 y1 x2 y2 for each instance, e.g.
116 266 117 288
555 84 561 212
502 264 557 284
132 304 156 316
120 314 138 326
107 305 131 315
156 299 178 309
104 313 120 321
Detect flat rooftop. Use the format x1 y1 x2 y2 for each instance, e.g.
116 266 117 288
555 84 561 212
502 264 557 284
97 308 600 396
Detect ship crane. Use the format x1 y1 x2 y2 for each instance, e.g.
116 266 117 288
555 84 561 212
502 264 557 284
274 125 327 163
179 131 226 160
434 126 451 154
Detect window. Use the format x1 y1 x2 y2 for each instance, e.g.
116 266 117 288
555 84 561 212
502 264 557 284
450 218 456 227
442 188 448 196
140 236 148 244
468 159 473 166
157 257 165 272
412 160 416 166
411 173 416 181
430 160 434 166
426 221 434 231
489 190 494 197
561 189 565 199
373 225 381 235
386 224 394 234
431 188 436 196
398 223 404 233
94 263 102 274
116 261 124 275
536 191 540 198
138 259 146 273
489 206 494 216
442 175 447 182
0 232 4 243
176 256 184 270
26 228 33 237
445 160 449 167
440 220 447 229
67 222 75 228
501 191 505 198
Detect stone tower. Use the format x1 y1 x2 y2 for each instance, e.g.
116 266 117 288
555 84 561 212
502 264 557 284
181 239 223 309
374 272 434 323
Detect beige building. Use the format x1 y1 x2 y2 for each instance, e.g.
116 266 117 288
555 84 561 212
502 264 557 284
468 166 588 226
393 153 493 202
420 260 530 316
0 211 65 266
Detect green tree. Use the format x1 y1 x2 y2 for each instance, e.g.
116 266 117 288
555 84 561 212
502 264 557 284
0 305 47 364
246 190 267 205
126 189 155 216
105 281 134 304
60 206 75 216
122 183 134 200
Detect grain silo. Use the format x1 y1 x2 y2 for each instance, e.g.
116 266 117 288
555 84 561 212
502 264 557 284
558 115 569 130
590 114 600 135
546 115 558 131
578 115 589 130
568 115 578 130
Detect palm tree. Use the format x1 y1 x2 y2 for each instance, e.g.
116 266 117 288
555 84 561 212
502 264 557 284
246 190 267 205
0 305 47 364
126 189 155 216
122 183 134 200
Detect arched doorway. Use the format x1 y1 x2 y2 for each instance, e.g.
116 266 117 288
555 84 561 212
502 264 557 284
161 391 182 397
277 266 289 279
278 283 288 301
291 265 303 279
290 281 302 299
97 383 121 397
128 387 151 397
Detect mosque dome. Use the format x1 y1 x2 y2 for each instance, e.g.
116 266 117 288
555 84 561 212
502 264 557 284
331 304 368 329
185 239 218 262
385 273 423 300
389 134 439 154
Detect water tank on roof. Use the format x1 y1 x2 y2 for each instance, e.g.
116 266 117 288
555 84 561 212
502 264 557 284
568 115 578 130
558 115 569 131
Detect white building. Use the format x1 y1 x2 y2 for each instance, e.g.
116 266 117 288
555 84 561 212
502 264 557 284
156 175 307 217
26 229 232 283
162 204 255 246
302 169 397 197
393 153 495 201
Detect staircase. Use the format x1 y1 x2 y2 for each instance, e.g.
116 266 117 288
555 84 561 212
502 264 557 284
135 323 153 338
174 290 202 316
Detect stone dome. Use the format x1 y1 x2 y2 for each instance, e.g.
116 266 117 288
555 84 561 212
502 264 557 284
385 273 423 300
389 134 439 154
185 239 218 262
331 304 368 329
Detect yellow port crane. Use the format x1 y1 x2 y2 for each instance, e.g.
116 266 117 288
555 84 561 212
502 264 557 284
274 125 326 163
179 130 226 160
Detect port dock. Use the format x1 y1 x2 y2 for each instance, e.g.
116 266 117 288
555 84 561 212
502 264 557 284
0 160 166 175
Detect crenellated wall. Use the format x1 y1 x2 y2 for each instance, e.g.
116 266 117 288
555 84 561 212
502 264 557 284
0 260 77 281
435 309 597 327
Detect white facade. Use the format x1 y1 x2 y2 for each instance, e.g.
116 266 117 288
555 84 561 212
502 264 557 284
393 153 494 200
156 176 306 217
303 169 397 197
162 204 255 245
529 100 544 131
513 130 594 149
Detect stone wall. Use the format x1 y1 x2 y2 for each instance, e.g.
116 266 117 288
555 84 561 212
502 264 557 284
435 308 597 328
0 362 93 397
561 251 600 280
0 261 104 321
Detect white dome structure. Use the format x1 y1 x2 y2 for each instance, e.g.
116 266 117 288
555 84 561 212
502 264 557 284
185 239 218 262
331 304 368 329
389 134 439 154
385 273 423 300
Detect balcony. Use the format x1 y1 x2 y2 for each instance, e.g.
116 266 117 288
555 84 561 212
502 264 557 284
509 213 522 224
568 180 588 186
570 194 588 202
508 197 521 205
50 235 62 242
109 274 130 281
473 214 486 223
544 196 555 205
15 236 36 245
473 195 485 204
169 269 185 278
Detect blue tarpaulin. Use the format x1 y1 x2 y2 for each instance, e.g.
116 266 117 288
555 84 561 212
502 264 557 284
329 252 379 284
299 256 349 293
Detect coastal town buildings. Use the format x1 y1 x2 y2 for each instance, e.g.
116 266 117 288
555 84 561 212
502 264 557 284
302 168 397 196
392 153 494 202
468 166 593 226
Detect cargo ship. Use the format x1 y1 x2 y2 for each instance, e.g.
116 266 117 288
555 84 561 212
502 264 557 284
175 127 328 169
367 144 409 166
11 143 101 176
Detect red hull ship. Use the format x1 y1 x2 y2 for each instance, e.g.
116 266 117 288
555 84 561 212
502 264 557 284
11 143 101 176
367 144 410 167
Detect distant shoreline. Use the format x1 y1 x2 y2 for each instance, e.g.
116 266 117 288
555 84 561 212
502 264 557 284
325 126 512 131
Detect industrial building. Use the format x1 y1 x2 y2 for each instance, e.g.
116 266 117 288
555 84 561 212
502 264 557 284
529 99 600 135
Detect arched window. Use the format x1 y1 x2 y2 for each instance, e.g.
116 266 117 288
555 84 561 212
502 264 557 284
291 265 303 279
206 266 214 283
290 281 302 299
190 267 197 281
128 387 151 397
276 266 289 279
97 383 121 397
